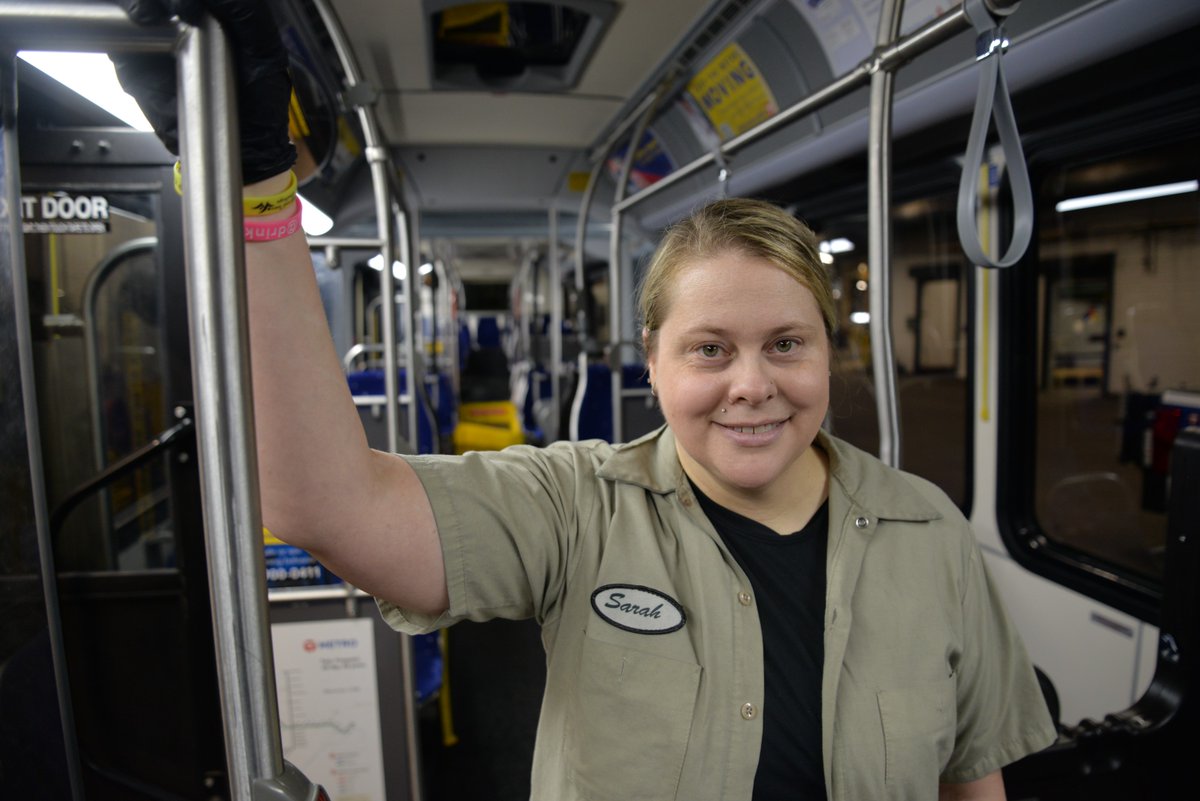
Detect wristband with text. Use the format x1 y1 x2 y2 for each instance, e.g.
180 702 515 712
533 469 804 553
244 197 303 242
174 162 298 216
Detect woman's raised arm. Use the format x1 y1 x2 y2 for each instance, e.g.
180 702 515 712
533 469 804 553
243 177 448 616
115 0 449 615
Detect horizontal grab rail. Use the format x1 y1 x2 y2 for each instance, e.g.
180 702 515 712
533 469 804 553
613 5 971 214
0 2 175 51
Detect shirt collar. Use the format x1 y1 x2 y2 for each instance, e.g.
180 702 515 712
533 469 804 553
818 430 941 523
596 425 942 523
595 425 682 494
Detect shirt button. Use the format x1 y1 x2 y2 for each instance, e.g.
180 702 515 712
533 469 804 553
855 516 870 529
741 702 757 721
737 591 753 606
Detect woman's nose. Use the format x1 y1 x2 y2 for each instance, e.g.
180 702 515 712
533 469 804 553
728 356 775 405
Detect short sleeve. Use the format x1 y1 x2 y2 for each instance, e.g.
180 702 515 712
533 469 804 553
940 542 1058 782
375 442 601 635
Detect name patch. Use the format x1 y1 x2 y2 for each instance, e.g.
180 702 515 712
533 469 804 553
590 584 686 634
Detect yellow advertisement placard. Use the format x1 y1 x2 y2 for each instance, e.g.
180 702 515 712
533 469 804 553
687 43 779 141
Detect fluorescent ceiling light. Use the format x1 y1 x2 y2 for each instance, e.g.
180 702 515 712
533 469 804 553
1055 180 1198 213
297 194 333 236
22 50 337 236
18 51 153 131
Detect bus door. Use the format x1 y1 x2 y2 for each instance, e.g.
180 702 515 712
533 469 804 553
3 6 341 798
11 106 228 797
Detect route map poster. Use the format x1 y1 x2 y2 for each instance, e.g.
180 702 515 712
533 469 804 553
271 618 387 801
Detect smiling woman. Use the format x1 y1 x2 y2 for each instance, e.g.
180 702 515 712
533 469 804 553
358 198 1056 800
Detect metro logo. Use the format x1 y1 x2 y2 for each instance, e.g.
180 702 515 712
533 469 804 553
302 638 360 651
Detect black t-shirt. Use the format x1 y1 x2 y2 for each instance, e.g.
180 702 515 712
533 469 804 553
693 484 829 801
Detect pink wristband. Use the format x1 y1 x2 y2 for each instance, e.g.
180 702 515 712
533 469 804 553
244 197 303 242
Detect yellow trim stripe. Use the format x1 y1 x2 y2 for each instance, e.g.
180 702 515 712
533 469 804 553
979 163 991 422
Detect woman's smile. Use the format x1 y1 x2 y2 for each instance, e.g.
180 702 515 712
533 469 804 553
717 417 790 441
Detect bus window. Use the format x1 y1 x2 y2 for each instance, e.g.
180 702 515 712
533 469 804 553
820 184 971 510
1032 137 1200 582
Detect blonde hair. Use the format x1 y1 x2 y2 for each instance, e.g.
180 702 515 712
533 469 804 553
638 198 835 352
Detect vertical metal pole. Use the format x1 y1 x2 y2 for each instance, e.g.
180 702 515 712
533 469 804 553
608 99 658 443
309 0 419 460
365 152 401 453
305 1 425 790
575 158 604 301
176 17 283 794
606 213 623 442
1 50 87 801
867 0 905 468
549 206 562 441
394 204 424 799
569 160 606 443
399 208 422 455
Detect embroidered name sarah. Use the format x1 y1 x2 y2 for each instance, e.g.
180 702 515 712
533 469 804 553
590 584 686 634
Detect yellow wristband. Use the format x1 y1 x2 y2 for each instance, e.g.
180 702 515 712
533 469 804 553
244 170 298 216
173 162 298 217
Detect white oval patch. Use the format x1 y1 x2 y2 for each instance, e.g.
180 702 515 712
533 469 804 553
590 584 686 634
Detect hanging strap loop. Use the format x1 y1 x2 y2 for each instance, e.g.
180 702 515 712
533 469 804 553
956 0 1032 269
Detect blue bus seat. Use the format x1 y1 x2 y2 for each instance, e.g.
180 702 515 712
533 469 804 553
347 368 456 454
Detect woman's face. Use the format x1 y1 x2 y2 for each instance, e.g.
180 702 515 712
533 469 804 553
646 250 830 504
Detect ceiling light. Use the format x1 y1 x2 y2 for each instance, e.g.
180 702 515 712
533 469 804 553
850 311 870 325
18 51 153 131
1055 180 1198 213
20 50 337 237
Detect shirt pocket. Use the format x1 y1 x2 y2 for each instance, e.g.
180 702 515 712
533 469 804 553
566 635 702 801
877 678 957 795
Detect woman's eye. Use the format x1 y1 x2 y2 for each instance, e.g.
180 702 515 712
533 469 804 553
700 344 721 357
774 338 798 353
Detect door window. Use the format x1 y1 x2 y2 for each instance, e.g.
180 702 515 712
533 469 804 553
22 189 173 572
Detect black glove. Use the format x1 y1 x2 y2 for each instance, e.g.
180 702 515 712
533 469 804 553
112 0 297 184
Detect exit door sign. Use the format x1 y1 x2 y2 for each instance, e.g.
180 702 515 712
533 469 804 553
20 193 111 234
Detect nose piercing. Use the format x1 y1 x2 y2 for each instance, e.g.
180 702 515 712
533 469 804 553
721 408 727 414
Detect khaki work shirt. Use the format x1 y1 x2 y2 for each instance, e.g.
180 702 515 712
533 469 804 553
379 427 1057 800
